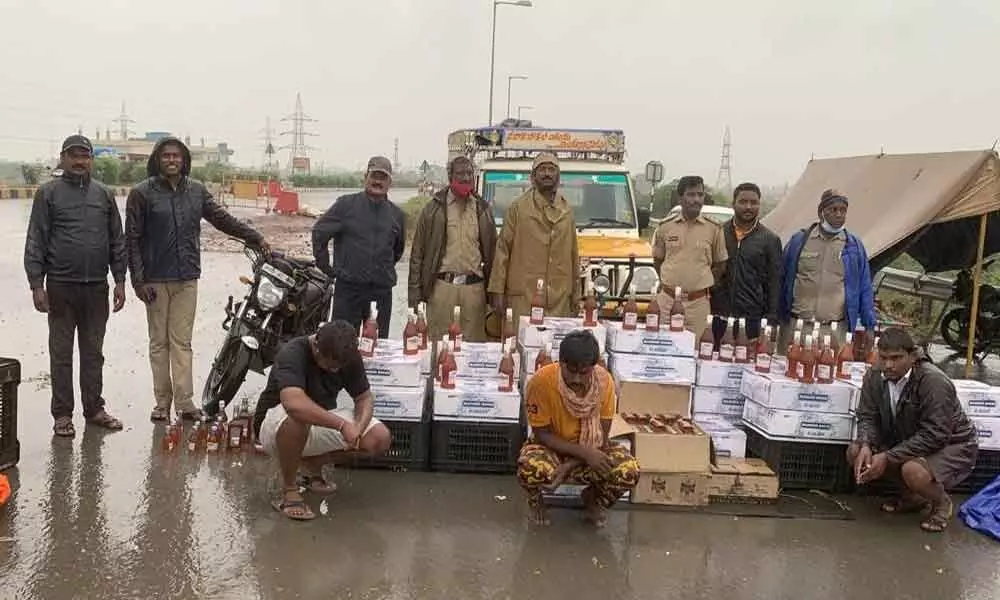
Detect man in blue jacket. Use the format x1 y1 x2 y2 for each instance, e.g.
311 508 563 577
779 189 876 344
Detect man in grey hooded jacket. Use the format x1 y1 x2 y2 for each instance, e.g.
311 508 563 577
125 137 269 421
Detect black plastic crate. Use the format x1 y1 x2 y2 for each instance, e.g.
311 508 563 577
953 449 1000 495
351 419 431 471
745 427 851 492
430 420 525 474
0 358 20 471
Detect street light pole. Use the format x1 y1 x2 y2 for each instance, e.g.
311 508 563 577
506 75 527 121
488 0 533 126
517 105 534 120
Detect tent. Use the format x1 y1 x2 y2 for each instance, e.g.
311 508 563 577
763 150 1000 273
763 149 1000 376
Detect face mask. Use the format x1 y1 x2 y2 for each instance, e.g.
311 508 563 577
820 219 845 235
450 181 474 199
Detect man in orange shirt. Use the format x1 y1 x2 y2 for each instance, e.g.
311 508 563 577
519 331 640 527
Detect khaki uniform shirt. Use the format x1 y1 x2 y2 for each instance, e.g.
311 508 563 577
438 191 483 277
792 228 847 322
652 214 728 292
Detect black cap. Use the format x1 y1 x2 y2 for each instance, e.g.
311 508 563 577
61 135 93 154
366 155 393 175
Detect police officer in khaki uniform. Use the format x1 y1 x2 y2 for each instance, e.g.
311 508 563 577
652 175 728 339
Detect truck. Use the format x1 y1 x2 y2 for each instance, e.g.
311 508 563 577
447 126 657 318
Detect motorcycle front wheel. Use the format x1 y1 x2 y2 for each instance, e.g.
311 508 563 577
201 337 252 416
940 308 989 354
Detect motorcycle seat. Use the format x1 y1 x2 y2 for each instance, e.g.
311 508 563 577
285 255 316 268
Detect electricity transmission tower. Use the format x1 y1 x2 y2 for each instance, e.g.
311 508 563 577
114 101 135 141
279 93 318 175
261 117 278 175
393 137 401 173
715 126 732 195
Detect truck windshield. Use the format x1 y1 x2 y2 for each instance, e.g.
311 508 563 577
483 171 636 229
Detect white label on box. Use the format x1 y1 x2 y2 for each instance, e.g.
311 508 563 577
372 386 425 421
433 379 521 422
696 360 746 389
363 355 424 388
518 316 607 352
958 386 1000 418
694 411 744 427
375 341 431 373
454 342 510 378
740 369 856 415
610 352 696 383
973 417 1000 450
606 324 696 356
742 399 854 441
692 386 745 417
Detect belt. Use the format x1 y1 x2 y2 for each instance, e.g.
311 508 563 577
437 272 484 285
660 285 710 301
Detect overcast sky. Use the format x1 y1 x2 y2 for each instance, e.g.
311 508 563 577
1 0 997 184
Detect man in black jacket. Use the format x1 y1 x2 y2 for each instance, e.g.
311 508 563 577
126 137 268 422
24 134 126 437
710 182 782 345
312 156 405 337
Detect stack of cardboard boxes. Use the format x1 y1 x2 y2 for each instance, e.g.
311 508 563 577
953 379 1000 451
692 360 749 460
366 340 431 422
431 341 521 424
741 370 859 444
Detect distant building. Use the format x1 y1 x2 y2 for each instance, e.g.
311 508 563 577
93 132 234 167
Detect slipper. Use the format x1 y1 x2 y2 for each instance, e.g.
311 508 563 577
53 417 75 437
920 499 954 533
881 496 929 514
297 473 337 494
271 499 315 521
150 407 171 422
87 411 124 431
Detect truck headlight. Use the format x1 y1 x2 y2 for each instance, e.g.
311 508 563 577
631 266 660 294
256 278 286 311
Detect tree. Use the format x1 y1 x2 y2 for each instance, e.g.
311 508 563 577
92 156 121 185
20 164 42 185
649 178 728 218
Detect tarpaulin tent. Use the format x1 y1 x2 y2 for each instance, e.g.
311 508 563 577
763 149 1000 375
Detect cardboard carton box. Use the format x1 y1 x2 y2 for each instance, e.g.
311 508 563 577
692 386 745 418
374 340 432 374
696 360 746 389
609 411 710 473
632 471 710 506
521 345 562 375
693 411 743 427
606 321 696 357
432 378 521 422
740 369 857 415
610 352 697 383
617 381 692 417
708 458 779 502
695 418 747 459
518 316 607 351
363 354 424 388
742 398 854 441
451 341 521 380
972 416 1000 450
954 380 1000 418
372 385 427 421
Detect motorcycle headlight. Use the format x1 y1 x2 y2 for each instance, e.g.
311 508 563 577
630 266 660 294
256 277 285 311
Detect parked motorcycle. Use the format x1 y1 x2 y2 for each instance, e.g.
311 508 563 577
201 239 334 415
940 259 1000 354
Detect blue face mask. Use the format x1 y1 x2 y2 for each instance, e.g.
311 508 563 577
820 219 845 235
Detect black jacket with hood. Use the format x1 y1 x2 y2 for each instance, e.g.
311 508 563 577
710 219 783 321
24 171 126 289
125 137 263 284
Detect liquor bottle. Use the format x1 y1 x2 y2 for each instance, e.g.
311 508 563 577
669 287 686 332
403 308 420 356
785 330 802 378
416 302 429 350
734 318 750 363
448 306 463 353
530 279 546 325
645 292 661 332
498 339 515 393
438 336 457 389
698 315 715 360
503 307 517 355
227 418 245 451
206 423 220 453
719 317 736 362
817 335 836 384
829 321 841 354
161 417 182 453
187 420 202 453
866 336 880 368
852 318 867 362
622 284 639 331
583 279 599 327
836 332 855 380
359 302 378 357
754 326 773 374
535 341 554 371
798 334 817 383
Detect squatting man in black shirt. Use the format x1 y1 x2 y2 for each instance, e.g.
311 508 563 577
254 321 392 520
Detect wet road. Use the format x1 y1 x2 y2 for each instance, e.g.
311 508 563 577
1 199 999 599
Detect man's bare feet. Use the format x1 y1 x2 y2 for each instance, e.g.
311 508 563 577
582 487 608 528
528 501 551 526
543 458 581 492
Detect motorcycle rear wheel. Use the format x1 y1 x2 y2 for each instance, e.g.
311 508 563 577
940 308 989 354
202 337 252 416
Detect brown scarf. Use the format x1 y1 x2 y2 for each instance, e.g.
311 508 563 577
557 366 609 448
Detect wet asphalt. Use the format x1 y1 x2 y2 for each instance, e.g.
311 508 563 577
0 199 999 600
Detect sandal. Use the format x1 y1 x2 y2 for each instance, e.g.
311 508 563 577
920 498 954 533
87 411 124 431
297 473 337 494
53 417 75 437
272 488 315 521
881 496 930 514
150 407 171 422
